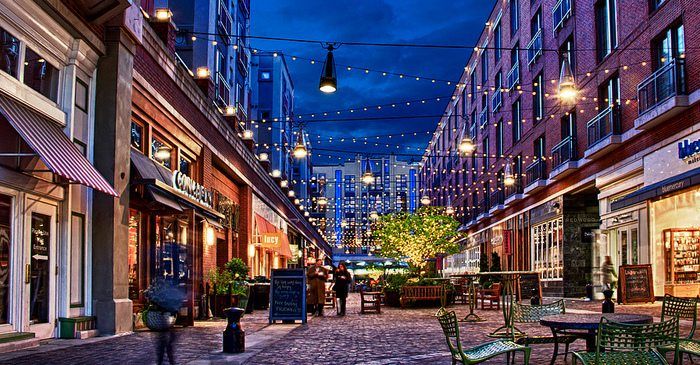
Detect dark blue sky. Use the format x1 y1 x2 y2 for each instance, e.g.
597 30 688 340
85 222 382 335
251 1 495 164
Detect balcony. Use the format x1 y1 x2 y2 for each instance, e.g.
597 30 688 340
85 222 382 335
550 135 580 180
635 58 688 130
479 107 488 128
469 122 477 140
476 199 490 220
524 159 547 194
584 105 621 159
507 62 520 91
489 190 505 213
505 179 524 205
215 72 230 108
552 0 572 33
492 88 503 111
527 30 543 65
236 45 249 76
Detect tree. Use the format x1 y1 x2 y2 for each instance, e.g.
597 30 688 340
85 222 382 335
374 206 460 269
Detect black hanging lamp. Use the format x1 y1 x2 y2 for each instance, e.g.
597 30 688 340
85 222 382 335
319 43 338 93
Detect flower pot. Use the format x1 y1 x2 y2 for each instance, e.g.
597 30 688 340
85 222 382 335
143 310 176 331
384 290 401 307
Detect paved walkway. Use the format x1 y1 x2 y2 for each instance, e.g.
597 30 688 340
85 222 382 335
0 295 691 364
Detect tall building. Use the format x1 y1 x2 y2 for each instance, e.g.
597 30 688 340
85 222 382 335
312 155 419 263
422 0 700 299
250 51 312 205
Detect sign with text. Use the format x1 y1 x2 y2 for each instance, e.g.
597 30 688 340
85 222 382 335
269 269 307 324
619 264 655 304
644 128 700 186
518 272 541 300
172 170 213 207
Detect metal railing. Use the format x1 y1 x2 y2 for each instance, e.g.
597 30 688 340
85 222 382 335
479 107 488 128
527 29 543 65
551 135 576 169
490 190 505 207
552 0 572 33
469 122 477 140
492 87 502 111
637 58 686 115
505 178 523 197
473 202 483 217
525 159 547 186
507 61 520 91
586 105 620 148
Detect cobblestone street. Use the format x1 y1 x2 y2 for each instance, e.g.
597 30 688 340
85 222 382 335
0 295 693 365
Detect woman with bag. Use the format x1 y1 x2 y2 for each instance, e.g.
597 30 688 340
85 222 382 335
333 263 351 316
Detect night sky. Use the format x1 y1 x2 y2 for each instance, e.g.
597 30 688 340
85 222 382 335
251 1 495 164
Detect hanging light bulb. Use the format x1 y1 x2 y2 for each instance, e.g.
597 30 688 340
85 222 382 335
420 195 431 206
503 161 515 186
445 196 454 215
458 126 476 156
558 52 577 103
369 210 379 221
319 44 338 93
288 189 295 197
292 128 308 159
154 145 171 161
361 157 374 185
317 196 328 206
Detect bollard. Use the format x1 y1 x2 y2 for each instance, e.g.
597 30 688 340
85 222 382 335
585 283 593 301
602 289 615 313
530 288 540 305
223 307 245 353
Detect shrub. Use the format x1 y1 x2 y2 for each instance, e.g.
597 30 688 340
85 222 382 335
225 258 249 280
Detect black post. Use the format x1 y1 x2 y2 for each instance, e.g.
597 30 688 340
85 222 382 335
222 307 245 353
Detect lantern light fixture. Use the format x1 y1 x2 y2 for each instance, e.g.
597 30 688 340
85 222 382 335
319 43 339 93
292 128 308 159
154 8 172 22
558 52 577 103
504 161 515 186
361 157 374 185
420 195 431 206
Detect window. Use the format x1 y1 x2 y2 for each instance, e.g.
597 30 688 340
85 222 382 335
481 49 488 83
23 48 59 102
482 136 489 170
533 73 544 122
151 136 172 169
128 210 140 301
0 194 11 324
70 213 85 306
530 8 542 36
130 122 143 150
654 23 685 68
595 0 618 61
531 217 564 280
598 74 620 109
510 0 519 36
534 135 546 158
260 71 271 80
471 154 477 180
0 27 20 79
650 0 666 12
179 155 192 177
559 37 576 74
512 98 521 143
496 120 503 156
514 154 522 189
75 79 89 113
470 71 477 103
494 22 502 62
561 109 576 138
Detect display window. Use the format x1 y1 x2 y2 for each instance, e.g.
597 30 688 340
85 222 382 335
531 217 563 280
0 194 11 325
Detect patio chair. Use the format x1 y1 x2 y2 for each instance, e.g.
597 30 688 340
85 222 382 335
436 307 531 365
478 283 501 310
510 299 578 365
657 295 699 363
572 316 680 365
454 283 469 305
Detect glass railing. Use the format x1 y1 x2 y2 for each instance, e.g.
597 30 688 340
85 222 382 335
552 0 572 32
551 135 576 169
492 88 502 111
527 30 543 65
507 62 520 90
637 58 686 115
586 105 620 148
479 107 488 128
525 159 547 186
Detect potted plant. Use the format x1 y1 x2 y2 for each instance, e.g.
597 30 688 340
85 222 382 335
207 267 235 317
142 278 185 331
383 274 408 307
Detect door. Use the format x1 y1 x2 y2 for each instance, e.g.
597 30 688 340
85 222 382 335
25 199 57 338
617 225 639 266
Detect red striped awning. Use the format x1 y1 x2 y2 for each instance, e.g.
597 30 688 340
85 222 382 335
0 95 118 197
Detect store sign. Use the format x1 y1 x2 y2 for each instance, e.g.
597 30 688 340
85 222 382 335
678 138 700 164
503 230 512 255
262 233 281 247
645 129 700 185
172 171 213 207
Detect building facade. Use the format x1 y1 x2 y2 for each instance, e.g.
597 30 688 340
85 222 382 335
423 0 700 298
313 155 418 263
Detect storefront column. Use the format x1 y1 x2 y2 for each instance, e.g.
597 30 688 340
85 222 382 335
91 25 135 335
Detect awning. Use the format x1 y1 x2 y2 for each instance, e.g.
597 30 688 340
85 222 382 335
255 214 292 258
0 94 117 196
147 187 183 212
611 166 700 211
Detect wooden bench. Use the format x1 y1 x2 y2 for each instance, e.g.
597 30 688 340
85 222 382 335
400 286 445 308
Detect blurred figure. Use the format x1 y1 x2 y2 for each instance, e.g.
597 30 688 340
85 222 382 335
601 255 617 291
307 258 328 316
333 263 351 316
144 278 185 365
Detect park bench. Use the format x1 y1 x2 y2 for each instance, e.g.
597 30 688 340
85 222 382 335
436 308 531 364
572 316 680 365
510 300 578 365
400 285 445 308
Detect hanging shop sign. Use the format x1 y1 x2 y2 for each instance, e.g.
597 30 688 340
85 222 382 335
503 230 512 255
172 170 213 207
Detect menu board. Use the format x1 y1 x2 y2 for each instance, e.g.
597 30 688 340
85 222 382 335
269 269 307 324
518 273 541 300
619 264 655 304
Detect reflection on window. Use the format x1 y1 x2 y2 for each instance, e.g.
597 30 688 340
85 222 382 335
23 48 59 102
131 122 143 150
179 156 191 176
531 217 564 280
0 27 20 78
0 194 11 324
151 137 171 169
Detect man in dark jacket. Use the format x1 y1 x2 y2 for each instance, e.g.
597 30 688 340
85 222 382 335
307 259 328 316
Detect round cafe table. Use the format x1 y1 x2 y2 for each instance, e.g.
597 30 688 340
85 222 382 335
540 313 654 352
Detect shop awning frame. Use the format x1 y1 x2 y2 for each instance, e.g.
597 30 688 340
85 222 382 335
0 93 118 196
611 166 700 211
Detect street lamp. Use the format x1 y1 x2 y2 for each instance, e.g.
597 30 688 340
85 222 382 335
292 129 308 159
319 44 338 93
558 52 577 103
361 157 374 185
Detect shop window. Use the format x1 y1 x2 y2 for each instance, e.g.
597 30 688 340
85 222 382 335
533 73 544 122
128 210 140 301
510 0 519 36
130 122 144 151
0 27 20 79
151 136 172 169
179 155 192 177
23 48 59 103
30 212 51 323
531 217 564 280
70 213 85 306
0 194 11 325
595 0 618 62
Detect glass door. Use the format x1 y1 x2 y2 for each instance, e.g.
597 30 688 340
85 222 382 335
25 200 57 338
616 225 639 266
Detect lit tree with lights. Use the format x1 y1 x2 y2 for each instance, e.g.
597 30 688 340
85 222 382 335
374 206 460 270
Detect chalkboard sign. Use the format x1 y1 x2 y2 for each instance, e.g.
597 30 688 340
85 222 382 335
619 264 655 304
518 273 542 300
269 268 307 324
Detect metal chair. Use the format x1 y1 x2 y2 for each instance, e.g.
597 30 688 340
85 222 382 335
436 308 530 365
510 299 578 365
573 316 680 365
657 295 699 364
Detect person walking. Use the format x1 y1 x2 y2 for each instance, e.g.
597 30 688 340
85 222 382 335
307 258 328 316
333 263 351 316
601 255 617 291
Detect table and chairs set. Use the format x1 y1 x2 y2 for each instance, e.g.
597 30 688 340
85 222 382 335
436 270 700 364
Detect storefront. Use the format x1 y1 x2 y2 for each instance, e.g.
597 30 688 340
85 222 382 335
249 194 293 278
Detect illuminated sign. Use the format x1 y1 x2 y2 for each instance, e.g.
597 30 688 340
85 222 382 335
678 138 700 164
172 170 213 207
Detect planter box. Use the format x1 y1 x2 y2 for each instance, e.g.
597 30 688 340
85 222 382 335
383 290 401 307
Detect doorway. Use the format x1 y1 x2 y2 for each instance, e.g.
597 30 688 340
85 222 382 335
25 199 57 339
609 224 639 268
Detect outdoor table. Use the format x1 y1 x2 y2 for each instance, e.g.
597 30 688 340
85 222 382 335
450 273 483 322
477 271 539 337
539 313 654 352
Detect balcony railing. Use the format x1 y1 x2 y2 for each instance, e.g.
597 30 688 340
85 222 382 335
490 190 505 207
492 88 502 111
552 0 572 33
507 62 520 91
505 178 523 197
637 58 686 115
473 202 483 217
478 199 488 215
586 105 620 148
527 30 543 65
551 135 576 169
479 107 488 128
216 72 230 108
237 45 249 76
525 159 547 186
469 122 477 140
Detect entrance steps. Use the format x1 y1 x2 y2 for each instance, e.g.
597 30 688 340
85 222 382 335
0 332 39 353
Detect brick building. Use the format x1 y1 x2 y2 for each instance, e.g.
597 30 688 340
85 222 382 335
423 0 700 298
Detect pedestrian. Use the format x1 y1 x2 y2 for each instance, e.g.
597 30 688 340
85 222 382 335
307 258 328 316
601 255 617 291
333 263 351 316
